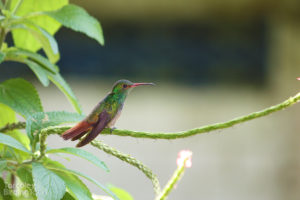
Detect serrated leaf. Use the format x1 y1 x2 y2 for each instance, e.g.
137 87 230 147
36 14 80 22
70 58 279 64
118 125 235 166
48 73 82 114
11 0 68 52
26 111 84 140
0 133 31 153
43 158 92 200
108 185 133 200
43 158 117 199
47 147 109 172
0 78 43 118
32 162 66 200
48 166 118 200
44 4 104 45
54 170 93 200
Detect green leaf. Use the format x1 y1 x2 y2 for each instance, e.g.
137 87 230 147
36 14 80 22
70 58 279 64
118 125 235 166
0 177 13 200
108 185 134 200
17 166 34 185
0 51 5 63
48 73 82 114
0 103 17 126
26 111 84 140
44 4 104 45
62 192 76 200
6 48 57 73
54 170 93 200
0 78 43 117
38 26 59 62
11 23 60 63
11 0 68 52
4 49 82 113
0 133 31 154
47 147 109 172
16 166 36 198
48 166 118 200
0 103 31 161
0 104 30 149
32 162 66 200
23 59 50 86
0 160 7 172
43 158 92 200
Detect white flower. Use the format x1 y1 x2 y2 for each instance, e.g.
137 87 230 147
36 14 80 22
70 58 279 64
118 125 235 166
176 150 192 168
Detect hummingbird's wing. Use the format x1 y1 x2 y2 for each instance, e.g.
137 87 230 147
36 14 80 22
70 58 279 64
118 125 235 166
76 110 111 147
61 121 94 140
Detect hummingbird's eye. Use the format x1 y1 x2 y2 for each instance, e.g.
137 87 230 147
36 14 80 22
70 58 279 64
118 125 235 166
123 84 128 88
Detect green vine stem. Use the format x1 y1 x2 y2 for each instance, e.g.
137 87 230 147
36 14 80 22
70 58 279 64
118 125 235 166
0 122 26 132
4 91 299 139
155 159 187 200
90 140 161 195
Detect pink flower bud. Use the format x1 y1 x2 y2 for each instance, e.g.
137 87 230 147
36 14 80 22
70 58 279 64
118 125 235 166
297 77 300 80
176 150 193 168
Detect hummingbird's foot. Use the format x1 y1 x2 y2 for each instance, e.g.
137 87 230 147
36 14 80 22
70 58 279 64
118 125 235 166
109 127 117 133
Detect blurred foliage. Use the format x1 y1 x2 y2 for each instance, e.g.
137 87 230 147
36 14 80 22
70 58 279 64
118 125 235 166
0 0 119 199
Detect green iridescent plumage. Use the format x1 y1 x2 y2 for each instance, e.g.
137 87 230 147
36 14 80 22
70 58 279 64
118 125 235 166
62 79 154 147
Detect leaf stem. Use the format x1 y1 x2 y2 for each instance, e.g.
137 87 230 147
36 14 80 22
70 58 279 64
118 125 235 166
91 140 161 195
155 162 186 200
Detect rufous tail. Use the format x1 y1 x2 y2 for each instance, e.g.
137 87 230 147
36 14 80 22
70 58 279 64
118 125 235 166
61 121 93 140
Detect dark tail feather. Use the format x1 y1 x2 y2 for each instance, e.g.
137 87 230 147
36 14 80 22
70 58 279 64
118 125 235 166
61 121 92 140
71 129 90 141
76 118 108 147
76 110 110 147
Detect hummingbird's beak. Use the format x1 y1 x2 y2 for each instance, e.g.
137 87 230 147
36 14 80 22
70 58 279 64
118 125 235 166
130 82 155 88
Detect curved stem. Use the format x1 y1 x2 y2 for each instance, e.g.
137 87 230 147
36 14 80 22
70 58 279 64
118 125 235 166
0 122 26 132
91 140 161 195
156 162 186 200
10 91 299 139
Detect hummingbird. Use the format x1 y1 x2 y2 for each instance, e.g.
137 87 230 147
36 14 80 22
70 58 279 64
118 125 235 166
62 79 155 147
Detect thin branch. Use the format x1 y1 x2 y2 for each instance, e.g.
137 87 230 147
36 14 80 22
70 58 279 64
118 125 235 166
0 122 26 132
155 161 186 200
91 140 161 195
2 92 300 138
14 91 300 139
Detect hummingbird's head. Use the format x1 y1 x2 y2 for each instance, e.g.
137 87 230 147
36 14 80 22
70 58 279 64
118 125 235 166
111 79 155 94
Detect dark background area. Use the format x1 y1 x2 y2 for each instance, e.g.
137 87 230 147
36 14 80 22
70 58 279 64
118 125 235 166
1 20 266 85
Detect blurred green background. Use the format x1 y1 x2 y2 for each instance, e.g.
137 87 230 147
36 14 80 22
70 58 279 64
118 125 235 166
1 0 300 199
